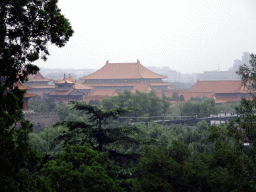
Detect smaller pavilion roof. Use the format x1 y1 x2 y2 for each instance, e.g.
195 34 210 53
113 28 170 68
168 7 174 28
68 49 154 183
48 89 84 96
14 81 32 90
156 90 215 101
83 89 118 102
182 92 216 101
190 80 243 93
66 74 76 83
28 72 52 82
88 89 118 97
54 79 75 84
74 82 94 90
24 93 36 98
54 74 77 84
130 83 152 93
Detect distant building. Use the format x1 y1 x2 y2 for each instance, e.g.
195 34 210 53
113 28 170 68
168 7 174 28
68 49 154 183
195 52 251 81
14 81 36 110
0 76 36 110
187 80 251 104
196 71 240 81
228 52 251 72
80 60 172 91
157 80 253 104
83 89 119 103
162 69 181 82
180 73 197 83
46 74 92 103
23 71 54 97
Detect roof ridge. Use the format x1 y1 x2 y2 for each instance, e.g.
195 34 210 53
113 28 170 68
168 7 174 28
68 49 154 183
80 61 166 80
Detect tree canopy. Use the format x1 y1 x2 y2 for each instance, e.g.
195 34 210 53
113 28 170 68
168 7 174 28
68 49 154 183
0 0 74 87
0 0 73 190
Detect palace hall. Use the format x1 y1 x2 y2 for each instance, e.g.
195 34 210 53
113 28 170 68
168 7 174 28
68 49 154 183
80 60 172 92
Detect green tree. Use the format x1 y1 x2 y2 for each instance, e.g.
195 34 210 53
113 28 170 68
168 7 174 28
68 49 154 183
148 90 163 116
102 90 170 117
1 0 74 87
132 140 211 192
0 0 73 190
88 99 101 107
28 95 56 112
162 94 171 114
179 97 219 115
207 124 253 191
53 102 143 161
179 94 184 101
225 53 256 188
171 92 180 101
29 125 68 154
42 143 123 192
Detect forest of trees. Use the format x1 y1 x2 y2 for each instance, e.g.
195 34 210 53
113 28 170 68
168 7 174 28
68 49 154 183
2 1 256 191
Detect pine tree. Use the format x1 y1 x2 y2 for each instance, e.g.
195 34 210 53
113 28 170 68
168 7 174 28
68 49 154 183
53 101 155 168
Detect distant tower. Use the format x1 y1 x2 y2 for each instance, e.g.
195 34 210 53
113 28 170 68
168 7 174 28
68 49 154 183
233 59 242 72
242 52 251 65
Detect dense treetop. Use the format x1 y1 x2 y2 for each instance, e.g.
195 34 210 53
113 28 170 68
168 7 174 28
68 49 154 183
0 0 74 87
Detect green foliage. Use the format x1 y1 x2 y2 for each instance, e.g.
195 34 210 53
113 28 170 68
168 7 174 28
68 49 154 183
0 0 73 190
133 124 254 191
229 53 256 189
53 101 143 159
102 90 171 117
178 97 219 115
207 139 252 191
42 144 123 192
171 92 180 101
132 140 210 192
162 94 171 114
217 101 240 112
0 0 74 87
28 95 56 112
88 99 101 107
54 101 88 121
179 94 184 101
29 126 68 154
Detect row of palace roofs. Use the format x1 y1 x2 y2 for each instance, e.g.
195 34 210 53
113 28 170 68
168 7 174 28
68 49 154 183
19 60 252 110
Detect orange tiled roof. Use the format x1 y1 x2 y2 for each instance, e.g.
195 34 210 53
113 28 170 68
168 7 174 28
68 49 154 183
28 85 55 89
80 60 166 80
88 89 118 96
82 82 171 88
189 80 243 93
54 79 75 84
156 90 215 101
28 72 52 82
66 74 76 83
49 89 83 95
182 92 215 101
83 95 110 102
156 89 189 98
131 83 152 93
148 82 172 86
13 81 32 90
24 93 36 98
213 94 252 104
74 82 94 90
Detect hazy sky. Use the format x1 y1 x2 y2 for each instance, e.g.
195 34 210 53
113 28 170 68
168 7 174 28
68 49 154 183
34 0 256 74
